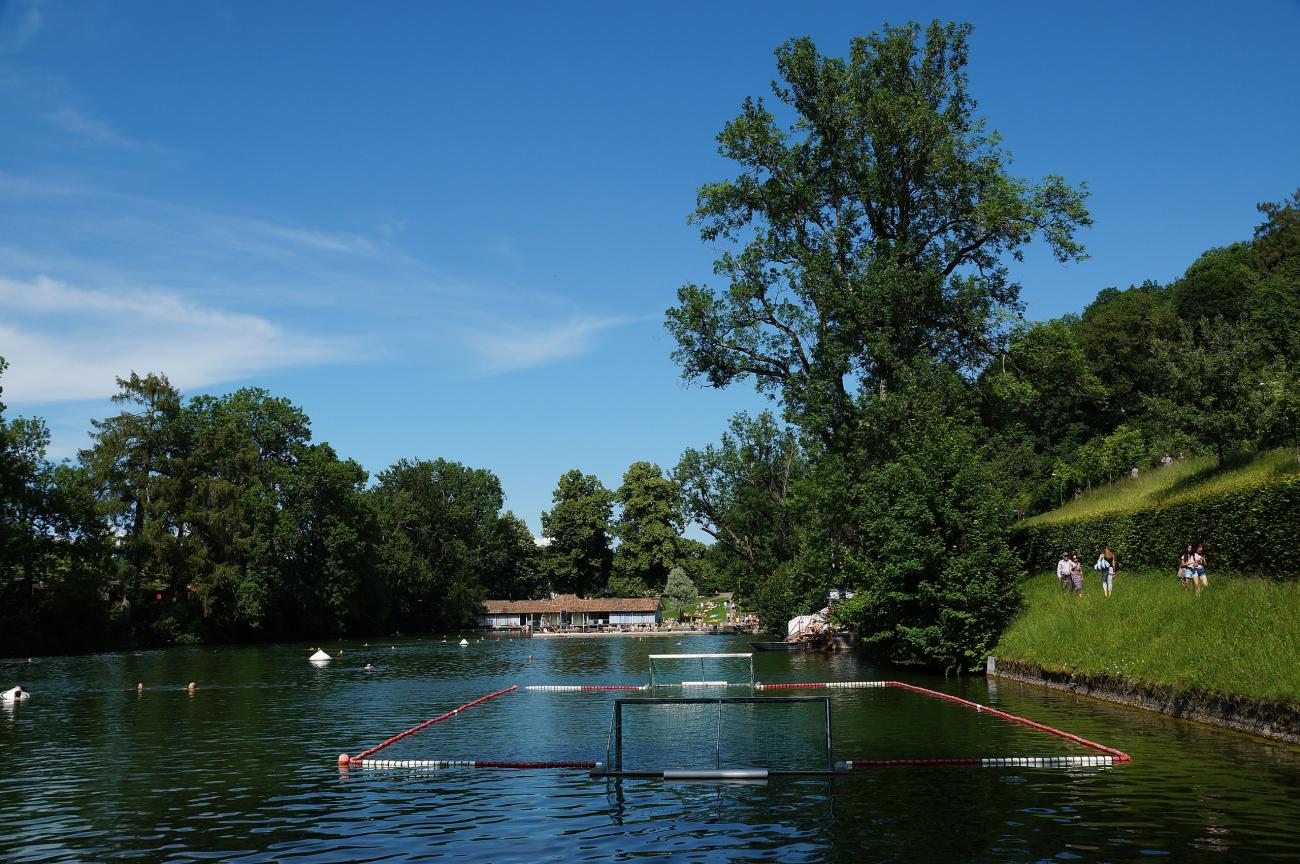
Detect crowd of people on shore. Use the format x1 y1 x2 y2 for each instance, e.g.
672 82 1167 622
1055 542 1209 597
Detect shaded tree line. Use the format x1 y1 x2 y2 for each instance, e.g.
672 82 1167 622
0 369 723 656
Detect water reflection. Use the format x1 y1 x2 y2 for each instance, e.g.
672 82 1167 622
1 637 1298 862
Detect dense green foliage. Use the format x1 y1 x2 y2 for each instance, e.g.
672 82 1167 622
0 370 544 655
611 462 683 593
539 469 614 597
3 23 1296 672
995 572 1300 704
665 25 1297 671
1015 454 1300 576
666 22 1089 670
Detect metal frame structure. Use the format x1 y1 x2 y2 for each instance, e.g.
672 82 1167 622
646 653 754 688
593 696 835 779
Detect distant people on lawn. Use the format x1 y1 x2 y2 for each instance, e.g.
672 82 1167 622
1057 552 1073 592
1070 554 1084 594
1095 546 1117 597
1161 452 1174 468
1193 543 1208 594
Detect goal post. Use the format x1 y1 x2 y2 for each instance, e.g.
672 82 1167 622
647 653 754 688
599 696 835 777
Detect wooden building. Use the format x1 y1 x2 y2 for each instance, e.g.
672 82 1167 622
479 595 662 630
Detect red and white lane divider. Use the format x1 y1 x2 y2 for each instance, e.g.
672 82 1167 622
524 684 648 692
756 681 888 690
339 685 517 768
841 755 1118 769
356 759 597 770
884 681 1131 763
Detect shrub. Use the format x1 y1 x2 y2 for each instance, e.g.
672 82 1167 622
1014 475 1300 576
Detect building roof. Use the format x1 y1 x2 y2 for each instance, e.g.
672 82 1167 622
482 594 661 614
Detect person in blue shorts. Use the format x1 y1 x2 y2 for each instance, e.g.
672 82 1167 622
1178 544 1195 594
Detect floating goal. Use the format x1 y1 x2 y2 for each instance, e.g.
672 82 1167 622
647 653 754 689
595 696 834 778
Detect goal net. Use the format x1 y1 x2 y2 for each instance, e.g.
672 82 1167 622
647 653 754 688
605 696 834 774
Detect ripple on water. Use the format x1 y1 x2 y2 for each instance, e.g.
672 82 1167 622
3 638 1300 862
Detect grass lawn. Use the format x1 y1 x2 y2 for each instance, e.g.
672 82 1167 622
665 594 733 624
995 570 1300 705
1023 448 1300 527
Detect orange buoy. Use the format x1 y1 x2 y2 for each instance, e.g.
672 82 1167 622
338 753 351 768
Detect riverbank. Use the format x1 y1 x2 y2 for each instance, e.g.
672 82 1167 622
992 571 1300 743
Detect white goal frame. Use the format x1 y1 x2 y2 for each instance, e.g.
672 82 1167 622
647 653 755 688
597 695 835 777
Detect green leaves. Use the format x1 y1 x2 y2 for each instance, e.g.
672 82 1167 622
540 469 614 597
612 462 683 592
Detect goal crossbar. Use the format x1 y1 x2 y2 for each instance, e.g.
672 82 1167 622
648 653 754 688
646 653 753 660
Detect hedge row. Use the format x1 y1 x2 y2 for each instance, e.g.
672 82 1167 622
1012 475 1300 577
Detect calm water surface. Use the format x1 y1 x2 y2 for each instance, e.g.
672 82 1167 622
2 635 1297 862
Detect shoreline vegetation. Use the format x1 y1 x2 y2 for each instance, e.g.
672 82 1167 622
995 572 1300 706
4 21 1299 686
997 455 1300 740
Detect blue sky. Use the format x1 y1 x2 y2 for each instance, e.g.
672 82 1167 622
2 0 1298 532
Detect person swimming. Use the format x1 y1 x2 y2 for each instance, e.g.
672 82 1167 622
2 686 29 702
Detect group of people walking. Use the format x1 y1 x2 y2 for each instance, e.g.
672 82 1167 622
1056 547 1117 597
1054 543 1209 597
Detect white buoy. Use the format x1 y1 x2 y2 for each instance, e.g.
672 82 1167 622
2 686 29 702
309 649 332 662
458 638 469 646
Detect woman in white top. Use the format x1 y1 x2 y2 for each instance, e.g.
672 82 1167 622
1178 544 1196 594
1095 546 1117 597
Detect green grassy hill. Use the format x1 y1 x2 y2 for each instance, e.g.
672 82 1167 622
1022 449 1300 527
996 572 1300 704
999 449 1300 706
1013 449 1300 576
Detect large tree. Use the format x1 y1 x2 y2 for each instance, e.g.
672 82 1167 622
372 458 506 631
612 461 683 593
666 21 1090 444
80 373 186 604
666 22 1089 668
540 469 613 597
675 411 803 599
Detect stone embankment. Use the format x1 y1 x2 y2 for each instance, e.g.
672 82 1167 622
988 656 1300 745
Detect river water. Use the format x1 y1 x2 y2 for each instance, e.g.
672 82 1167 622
2 634 1297 862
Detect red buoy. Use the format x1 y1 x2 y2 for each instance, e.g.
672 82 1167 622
338 753 351 768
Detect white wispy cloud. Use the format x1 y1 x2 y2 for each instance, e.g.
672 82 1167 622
460 315 649 375
45 107 134 147
0 172 639 381
0 276 340 402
